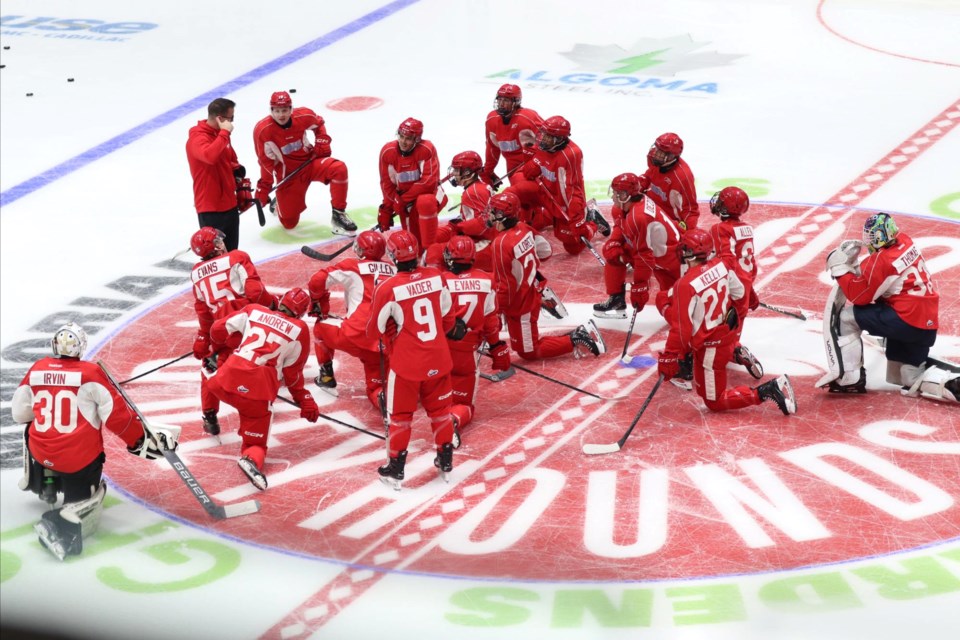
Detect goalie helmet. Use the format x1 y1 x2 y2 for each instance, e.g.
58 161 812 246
353 230 386 261
279 288 310 318
677 228 714 263
449 150 483 187
191 227 226 259
270 91 293 108
710 186 750 219
487 192 521 226
444 236 476 269
386 229 420 263
648 132 683 167
494 84 522 116
539 115 571 151
51 322 88 359
862 212 899 251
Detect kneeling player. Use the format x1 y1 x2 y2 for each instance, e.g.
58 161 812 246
11 323 179 560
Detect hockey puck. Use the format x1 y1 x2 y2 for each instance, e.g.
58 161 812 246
289 88 297 93
26 92 33 97
67 78 75 82
3 46 10 50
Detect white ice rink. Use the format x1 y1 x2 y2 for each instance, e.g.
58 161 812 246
2 1 959 639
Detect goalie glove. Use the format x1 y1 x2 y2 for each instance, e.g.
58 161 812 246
128 422 181 460
826 243 862 279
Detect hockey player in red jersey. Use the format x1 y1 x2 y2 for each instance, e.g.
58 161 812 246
509 116 611 254
642 132 699 232
253 91 357 235
12 323 180 560
658 229 796 415
377 118 449 249
708 186 764 379
819 212 957 402
206 288 321 490
482 84 542 188
593 173 682 319
190 227 277 437
440 236 508 447
367 230 463 489
489 192 606 360
424 151 496 272
308 230 397 409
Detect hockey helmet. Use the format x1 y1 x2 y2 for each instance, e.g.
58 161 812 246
710 187 750 219
52 322 88 359
191 227 226 259
387 230 420 263
279 287 311 318
353 230 387 261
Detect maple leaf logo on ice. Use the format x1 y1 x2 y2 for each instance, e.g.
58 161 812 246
559 35 744 76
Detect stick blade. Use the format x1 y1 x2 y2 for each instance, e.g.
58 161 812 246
216 500 262 519
480 367 516 382
582 442 622 455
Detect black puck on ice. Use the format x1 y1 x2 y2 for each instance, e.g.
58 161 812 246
67 78 75 82
289 88 297 93
26 92 33 97
3 46 10 50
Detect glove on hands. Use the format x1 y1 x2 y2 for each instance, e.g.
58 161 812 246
193 333 211 360
658 352 680 379
299 394 320 423
489 341 511 371
630 282 649 309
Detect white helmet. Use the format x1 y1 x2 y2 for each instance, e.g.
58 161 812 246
51 322 88 359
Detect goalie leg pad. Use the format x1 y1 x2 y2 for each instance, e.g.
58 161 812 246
902 365 960 403
59 480 107 541
33 482 102 562
817 291 864 388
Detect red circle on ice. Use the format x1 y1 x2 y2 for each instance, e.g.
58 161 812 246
100 204 960 581
325 96 384 112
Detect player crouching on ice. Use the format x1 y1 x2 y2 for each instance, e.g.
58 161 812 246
11 323 180 560
657 230 797 415
819 212 959 402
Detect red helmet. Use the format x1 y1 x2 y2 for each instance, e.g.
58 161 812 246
677 228 714 263
279 287 310 318
353 230 386 260
609 172 645 198
270 91 292 108
397 117 424 139
450 150 482 173
191 227 226 258
444 236 476 269
496 84 522 101
541 115 571 138
489 192 521 220
710 186 750 219
654 132 683 156
387 229 420 263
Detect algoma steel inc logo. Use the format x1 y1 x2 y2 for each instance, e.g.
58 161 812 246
487 35 744 97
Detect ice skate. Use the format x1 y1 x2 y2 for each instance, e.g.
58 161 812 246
378 450 407 491
434 442 454 483
827 367 867 394
570 320 606 358
540 286 568 319
314 362 339 397
331 208 358 237
756 374 797 415
592 292 627 319
586 203 612 237
201 410 220 436
269 198 278 216
238 456 268 491
734 345 764 379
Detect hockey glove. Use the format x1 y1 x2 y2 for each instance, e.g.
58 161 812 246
193 333 211 360
748 289 760 312
202 354 219 374
446 317 468 341
489 341 511 371
602 237 624 264
826 248 859 278
256 187 271 207
522 161 540 181
299 394 320 423
724 306 739 331
378 204 395 232
630 281 650 310
128 423 180 460
233 165 246 180
489 172 503 191
236 178 254 212
657 352 681 379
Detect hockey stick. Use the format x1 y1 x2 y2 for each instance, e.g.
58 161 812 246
119 351 193 385
620 307 639 364
97 361 261 519
479 354 625 401
253 199 265 227
276 395 386 440
580 237 607 266
759 302 806 320
301 242 353 262
582 374 664 455
479 367 516 382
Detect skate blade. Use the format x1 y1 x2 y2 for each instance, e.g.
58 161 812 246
593 310 628 320
379 475 402 491
317 385 339 398
437 469 451 483
330 227 358 238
